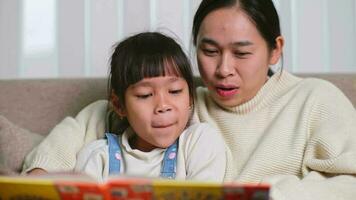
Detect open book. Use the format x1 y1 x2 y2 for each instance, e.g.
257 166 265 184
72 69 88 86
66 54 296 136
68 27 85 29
0 173 270 200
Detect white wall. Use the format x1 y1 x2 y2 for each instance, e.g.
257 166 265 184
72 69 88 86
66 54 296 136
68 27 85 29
0 0 355 79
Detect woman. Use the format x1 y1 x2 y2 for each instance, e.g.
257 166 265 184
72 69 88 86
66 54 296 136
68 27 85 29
190 0 356 199
24 0 356 199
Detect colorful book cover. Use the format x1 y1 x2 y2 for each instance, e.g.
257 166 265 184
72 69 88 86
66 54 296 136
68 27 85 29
0 174 269 200
106 177 153 200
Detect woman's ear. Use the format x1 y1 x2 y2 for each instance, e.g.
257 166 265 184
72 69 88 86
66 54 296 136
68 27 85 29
110 91 126 118
269 36 284 65
191 97 196 110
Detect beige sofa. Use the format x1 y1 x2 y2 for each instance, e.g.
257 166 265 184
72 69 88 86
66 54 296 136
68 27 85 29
0 74 355 174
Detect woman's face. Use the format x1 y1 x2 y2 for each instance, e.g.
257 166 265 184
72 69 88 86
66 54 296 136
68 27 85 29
196 7 282 107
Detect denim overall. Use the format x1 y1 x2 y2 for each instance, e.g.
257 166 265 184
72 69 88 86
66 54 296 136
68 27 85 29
106 133 178 179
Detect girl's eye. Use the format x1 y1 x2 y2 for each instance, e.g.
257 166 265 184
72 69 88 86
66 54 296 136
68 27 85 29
169 89 183 95
136 94 152 99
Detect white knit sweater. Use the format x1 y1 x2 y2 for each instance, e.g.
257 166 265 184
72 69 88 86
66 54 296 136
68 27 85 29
192 70 356 200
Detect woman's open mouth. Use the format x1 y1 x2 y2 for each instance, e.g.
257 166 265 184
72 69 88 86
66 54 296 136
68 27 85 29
216 86 239 97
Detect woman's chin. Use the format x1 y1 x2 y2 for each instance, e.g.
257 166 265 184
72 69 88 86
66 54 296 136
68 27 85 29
210 92 242 108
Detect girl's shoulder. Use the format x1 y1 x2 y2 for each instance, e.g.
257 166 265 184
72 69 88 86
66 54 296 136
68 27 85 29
78 139 108 158
179 122 223 145
75 139 108 173
184 122 216 134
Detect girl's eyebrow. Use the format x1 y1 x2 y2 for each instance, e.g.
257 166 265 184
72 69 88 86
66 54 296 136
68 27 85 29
166 76 181 82
132 76 181 87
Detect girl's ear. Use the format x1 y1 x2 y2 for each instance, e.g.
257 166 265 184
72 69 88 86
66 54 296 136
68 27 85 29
269 36 284 65
110 91 126 117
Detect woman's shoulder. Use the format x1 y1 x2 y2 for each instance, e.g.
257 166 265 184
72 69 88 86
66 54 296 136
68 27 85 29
297 76 345 97
80 100 109 113
299 76 337 88
75 100 109 122
295 75 354 109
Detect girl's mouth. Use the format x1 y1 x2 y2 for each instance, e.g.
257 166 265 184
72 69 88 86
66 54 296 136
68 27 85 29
152 122 175 128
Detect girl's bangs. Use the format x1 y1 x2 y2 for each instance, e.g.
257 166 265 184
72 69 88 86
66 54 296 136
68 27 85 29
140 56 182 79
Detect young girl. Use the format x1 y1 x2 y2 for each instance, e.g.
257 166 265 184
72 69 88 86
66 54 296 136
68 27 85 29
73 32 227 182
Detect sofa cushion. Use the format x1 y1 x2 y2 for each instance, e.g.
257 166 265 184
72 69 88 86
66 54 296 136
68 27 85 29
0 115 43 174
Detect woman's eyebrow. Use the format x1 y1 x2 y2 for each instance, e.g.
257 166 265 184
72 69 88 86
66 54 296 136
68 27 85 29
199 38 219 46
200 37 253 47
232 40 253 47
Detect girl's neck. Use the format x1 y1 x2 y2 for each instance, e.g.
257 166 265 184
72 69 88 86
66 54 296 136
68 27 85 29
128 134 156 152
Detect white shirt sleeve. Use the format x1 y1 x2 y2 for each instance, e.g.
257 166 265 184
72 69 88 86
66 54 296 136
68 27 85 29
74 139 109 182
179 123 227 182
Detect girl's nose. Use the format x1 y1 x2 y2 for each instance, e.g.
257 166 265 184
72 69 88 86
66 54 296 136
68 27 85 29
156 105 172 113
154 95 172 114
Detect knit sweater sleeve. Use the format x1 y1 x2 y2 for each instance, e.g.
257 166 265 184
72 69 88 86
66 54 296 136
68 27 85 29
22 100 108 173
264 80 356 200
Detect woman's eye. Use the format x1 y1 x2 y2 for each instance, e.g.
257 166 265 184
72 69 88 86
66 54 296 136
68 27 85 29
170 89 183 95
202 48 218 56
234 51 251 58
136 94 152 99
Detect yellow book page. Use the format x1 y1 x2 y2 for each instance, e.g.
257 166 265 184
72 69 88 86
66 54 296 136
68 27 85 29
152 180 222 200
0 176 61 199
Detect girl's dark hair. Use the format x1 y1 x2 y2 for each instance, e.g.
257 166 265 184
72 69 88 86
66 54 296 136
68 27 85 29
107 32 195 132
192 0 281 76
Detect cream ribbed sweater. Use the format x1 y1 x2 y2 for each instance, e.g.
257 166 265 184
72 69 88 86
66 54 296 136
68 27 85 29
23 71 356 199
193 71 356 200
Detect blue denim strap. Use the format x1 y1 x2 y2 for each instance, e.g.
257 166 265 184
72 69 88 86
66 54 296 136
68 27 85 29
106 133 122 175
107 132 178 179
160 140 178 179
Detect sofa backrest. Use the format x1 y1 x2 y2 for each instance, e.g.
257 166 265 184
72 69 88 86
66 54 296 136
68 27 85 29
0 78 107 135
1 74 355 136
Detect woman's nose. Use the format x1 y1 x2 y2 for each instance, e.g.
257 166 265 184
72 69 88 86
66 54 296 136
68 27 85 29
216 53 235 78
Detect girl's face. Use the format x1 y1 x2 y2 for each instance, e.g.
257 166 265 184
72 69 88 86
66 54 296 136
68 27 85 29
118 74 191 152
196 7 283 107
